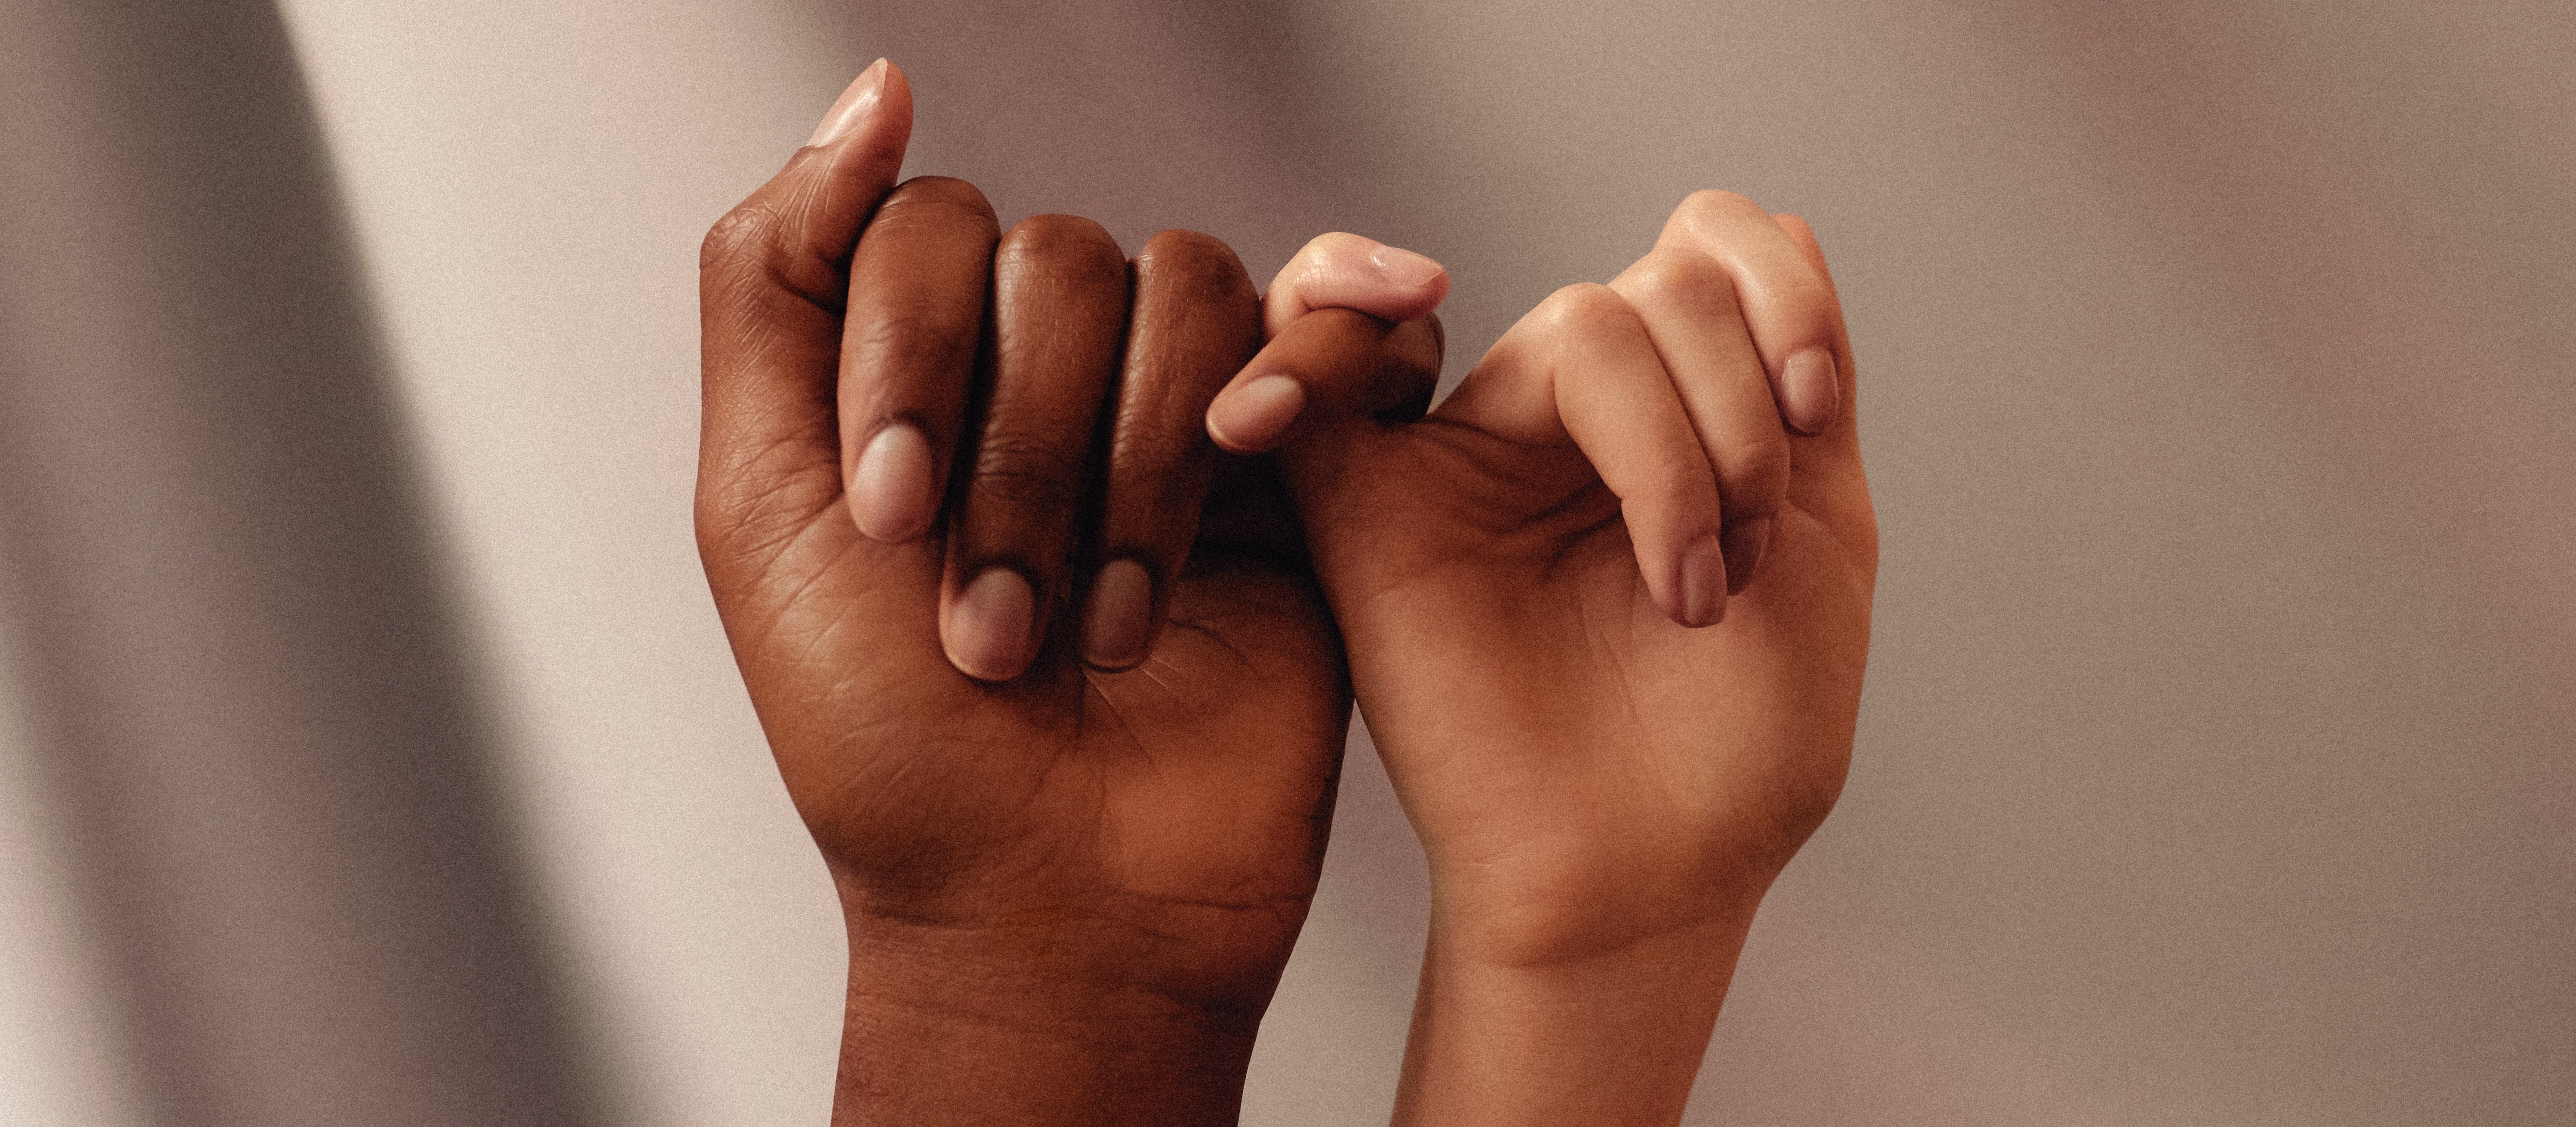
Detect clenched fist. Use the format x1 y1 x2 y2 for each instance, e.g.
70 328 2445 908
1230 196 1877 1126
695 61 1425 1126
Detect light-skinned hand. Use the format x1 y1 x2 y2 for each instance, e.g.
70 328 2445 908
1224 199 1877 1127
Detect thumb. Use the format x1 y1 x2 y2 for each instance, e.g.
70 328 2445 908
698 59 914 574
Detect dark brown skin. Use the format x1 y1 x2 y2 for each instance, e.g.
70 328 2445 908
694 63 1422 1125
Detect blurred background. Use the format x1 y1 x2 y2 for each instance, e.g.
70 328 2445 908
2 0 2570 1124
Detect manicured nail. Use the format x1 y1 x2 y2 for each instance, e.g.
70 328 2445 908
807 59 890 149
849 422 935 542
944 568 1035 682
1206 375 1307 452
1680 532 1729 628
1369 243 1447 289
1781 348 1840 435
1082 559 1155 669
1720 516 1773 596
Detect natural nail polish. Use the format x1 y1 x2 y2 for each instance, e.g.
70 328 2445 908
1781 348 1840 435
945 568 1035 682
1207 375 1307 452
849 422 934 542
1082 560 1155 669
807 58 889 149
1369 243 1447 289
1681 532 1729 628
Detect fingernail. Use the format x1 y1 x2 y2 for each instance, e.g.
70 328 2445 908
1781 348 1840 435
945 568 1036 682
1680 532 1729 628
807 58 890 149
849 422 935 541
1720 516 1773 596
1206 375 1307 452
1369 243 1447 289
1082 559 1155 669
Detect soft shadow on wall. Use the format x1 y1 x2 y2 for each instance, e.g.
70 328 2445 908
0 1 598 1124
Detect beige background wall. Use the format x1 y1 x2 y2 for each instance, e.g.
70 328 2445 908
1 1 2568 1124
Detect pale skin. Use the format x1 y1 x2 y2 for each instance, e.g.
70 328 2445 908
1230 200 1875 1124
697 61 1874 1126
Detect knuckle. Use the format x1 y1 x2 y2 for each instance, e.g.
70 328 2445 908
1270 233 1382 318
1139 227 1227 263
700 203 779 276
1000 213 1119 264
886 175 995 217
1264 307 1372 381
1716 430 1792 516
1776 274 1839 329
1533 283 1639 338
1103 421 1191 475
1675 188 1763 223
1622 252 1736 312
1645 445 1724 510
1294 230 1377 272
867 176 999 236
969 432 1088 515
1137 229 1252 297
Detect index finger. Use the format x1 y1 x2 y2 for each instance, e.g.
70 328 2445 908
839 176 1000 544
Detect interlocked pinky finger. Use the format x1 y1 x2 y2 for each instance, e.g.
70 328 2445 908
1260 232 1450 340
1206 310 1441 454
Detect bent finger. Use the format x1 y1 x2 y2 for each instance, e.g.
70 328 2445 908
1771 213 1859 441
1771 214 1875 561
1439 284 1732 627
941 215 1129 682
1083 230 1261 670
1657 190 1843 435
1260 232 1450 340
1610 249 1790 593
839 176 1000 543
1206 310 1441 454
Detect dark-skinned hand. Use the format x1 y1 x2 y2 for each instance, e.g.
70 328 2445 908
695 61 1436 1126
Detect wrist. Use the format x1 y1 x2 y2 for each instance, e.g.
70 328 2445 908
834 908 1271 1127
1395 916 1756 1127
1417 838 1776 971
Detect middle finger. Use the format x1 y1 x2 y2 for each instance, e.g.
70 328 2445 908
941 214 1129 682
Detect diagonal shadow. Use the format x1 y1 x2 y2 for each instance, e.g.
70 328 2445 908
0 2 602 1124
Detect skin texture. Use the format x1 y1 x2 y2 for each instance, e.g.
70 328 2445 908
697 62 1376 1125
701 58 1874 1127
1234 205 1878 1126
